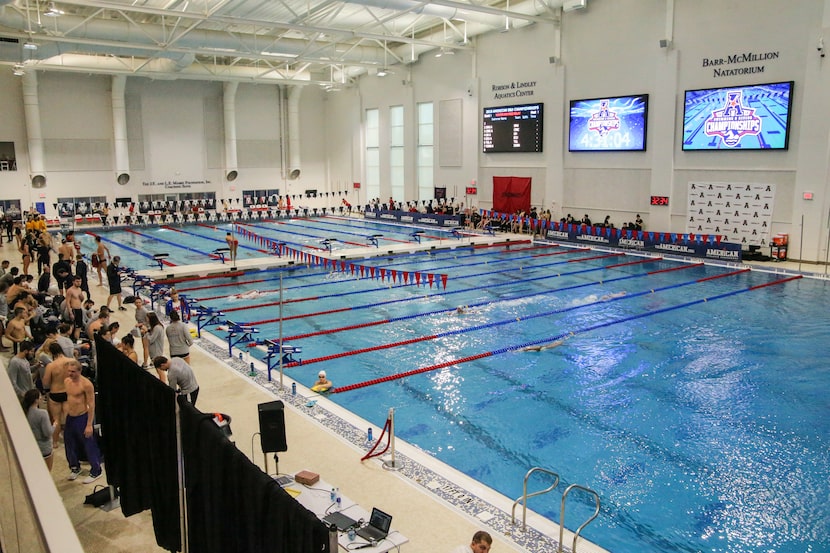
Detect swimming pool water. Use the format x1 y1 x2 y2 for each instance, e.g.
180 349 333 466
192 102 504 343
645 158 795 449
94 221 830 553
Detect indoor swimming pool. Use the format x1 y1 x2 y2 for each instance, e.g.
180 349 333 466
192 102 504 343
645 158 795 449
86 219 830 553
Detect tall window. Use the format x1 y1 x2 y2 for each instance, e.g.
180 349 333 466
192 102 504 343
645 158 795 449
389 106 404 203
365 108 380 202
417 102 434 203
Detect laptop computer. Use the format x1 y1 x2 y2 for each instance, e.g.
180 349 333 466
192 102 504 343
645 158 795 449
322 511 358 532
356 507 392 542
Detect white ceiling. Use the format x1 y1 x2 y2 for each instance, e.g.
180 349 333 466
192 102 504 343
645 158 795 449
0 0 563 87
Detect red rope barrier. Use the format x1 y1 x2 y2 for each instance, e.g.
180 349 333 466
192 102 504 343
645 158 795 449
361 416 392 461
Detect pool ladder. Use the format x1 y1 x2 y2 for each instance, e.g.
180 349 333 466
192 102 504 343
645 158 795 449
511 467 601 553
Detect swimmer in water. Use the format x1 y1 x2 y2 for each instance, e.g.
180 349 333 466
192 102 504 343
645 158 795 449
600 291 627 301
521 332 574 352
456 305 468 315
232 290 261 300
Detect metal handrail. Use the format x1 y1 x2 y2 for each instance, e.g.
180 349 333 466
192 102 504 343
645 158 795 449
559 483 601 553
511 467 560 531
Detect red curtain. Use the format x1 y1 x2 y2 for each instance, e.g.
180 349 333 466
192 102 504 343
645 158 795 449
492 176 531 213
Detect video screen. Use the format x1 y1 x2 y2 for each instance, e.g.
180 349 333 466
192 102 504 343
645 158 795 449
568 94 648 151
482 103 543 153
682 81 794 150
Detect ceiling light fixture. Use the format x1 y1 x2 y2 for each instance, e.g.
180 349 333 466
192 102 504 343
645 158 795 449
23 41 38 50
377 68 388 77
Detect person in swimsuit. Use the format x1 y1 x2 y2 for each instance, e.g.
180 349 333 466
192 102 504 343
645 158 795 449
225 232 239 264
65 276 86 341
42 343 70 447
63 360 103 483
93 236 111 286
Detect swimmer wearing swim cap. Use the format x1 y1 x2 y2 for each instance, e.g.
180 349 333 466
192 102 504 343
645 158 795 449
312 370 333 392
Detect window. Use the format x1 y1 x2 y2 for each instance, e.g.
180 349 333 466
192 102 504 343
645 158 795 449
389 106 404 203
417 102 434 202
365 108 380 202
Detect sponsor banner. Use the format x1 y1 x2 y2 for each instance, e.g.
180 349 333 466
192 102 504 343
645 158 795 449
362 209 462 227
542 221 742 261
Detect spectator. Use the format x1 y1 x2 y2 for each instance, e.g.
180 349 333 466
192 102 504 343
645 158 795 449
165 310 192 364
22 389 53 471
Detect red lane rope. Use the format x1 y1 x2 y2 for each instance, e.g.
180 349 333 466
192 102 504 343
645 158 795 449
749 274 802 290
647 262 704 275
283 319 388 341
605 258 661 270
473 240 531 250
249 306 353 326
280 334 439 369
567 252 624 263
531 247 591 258
221 295 319 313
696 268 750 282
176 277 269 293
334 352 494 394
154 271 246 285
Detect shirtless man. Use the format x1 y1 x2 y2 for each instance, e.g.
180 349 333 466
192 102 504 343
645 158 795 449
58 237 76 271
63 360 103 483
4 306 32 353
225 232 239 264
65 276 86 341
93 236 111 286
42 343 69 446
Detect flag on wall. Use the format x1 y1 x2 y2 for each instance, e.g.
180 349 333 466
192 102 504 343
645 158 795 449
493 176 531 214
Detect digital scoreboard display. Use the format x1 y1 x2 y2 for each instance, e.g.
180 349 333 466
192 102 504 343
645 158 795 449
569 94 649 151
651 195 669 206
482 103 544 153
682 81 793 150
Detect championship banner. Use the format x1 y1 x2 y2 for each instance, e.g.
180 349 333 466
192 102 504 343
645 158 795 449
492 176 531 214
686 182 775 248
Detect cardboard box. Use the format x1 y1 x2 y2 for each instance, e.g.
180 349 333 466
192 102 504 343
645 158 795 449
295 470 320 485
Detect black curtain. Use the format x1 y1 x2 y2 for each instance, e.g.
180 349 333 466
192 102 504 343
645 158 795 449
96 337 182 551
178 398 329 553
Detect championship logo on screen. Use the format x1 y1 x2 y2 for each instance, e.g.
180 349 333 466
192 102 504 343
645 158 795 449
704 90 762 147
587 100 620 136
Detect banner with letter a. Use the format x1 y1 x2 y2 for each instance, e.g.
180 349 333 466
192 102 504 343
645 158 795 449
686 181 775 247
493 176 531 214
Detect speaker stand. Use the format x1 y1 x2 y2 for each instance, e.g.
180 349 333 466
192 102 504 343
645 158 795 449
264 453 280 477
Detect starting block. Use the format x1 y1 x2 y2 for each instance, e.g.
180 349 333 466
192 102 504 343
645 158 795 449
212 247 230 264
263 340 303 381
451 227 463 239
320 238 336 253
410 230 425 243
225 320 260 358
483 225 496 236
151 253 169 270
367 234 382 247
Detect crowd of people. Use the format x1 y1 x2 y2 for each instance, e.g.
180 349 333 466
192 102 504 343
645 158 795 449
2 215 200 484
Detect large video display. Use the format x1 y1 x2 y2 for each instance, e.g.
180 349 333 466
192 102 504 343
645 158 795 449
682 81 794 150
568 94 648 152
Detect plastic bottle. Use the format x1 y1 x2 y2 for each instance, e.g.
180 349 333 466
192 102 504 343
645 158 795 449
291 382 296 395
330 487 336 502
348 527 356 541
238 352 243 361
367 427 373 442
335 496 342 511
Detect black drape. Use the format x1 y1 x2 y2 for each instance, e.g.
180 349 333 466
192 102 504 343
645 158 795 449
178 398 329 553
96 337 182 551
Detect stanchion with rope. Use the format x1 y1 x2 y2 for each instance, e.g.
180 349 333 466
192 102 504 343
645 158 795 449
361 408 401 471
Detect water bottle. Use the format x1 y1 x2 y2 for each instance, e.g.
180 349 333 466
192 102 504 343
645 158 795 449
367 427 373 442
335 496 342 512
238 352 243 361
348 527 356 541
330 487 336 502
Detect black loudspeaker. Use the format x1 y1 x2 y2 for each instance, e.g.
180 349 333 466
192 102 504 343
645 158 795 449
258 401 287 453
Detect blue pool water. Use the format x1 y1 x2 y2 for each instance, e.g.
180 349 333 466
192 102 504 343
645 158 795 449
90 220 830 553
